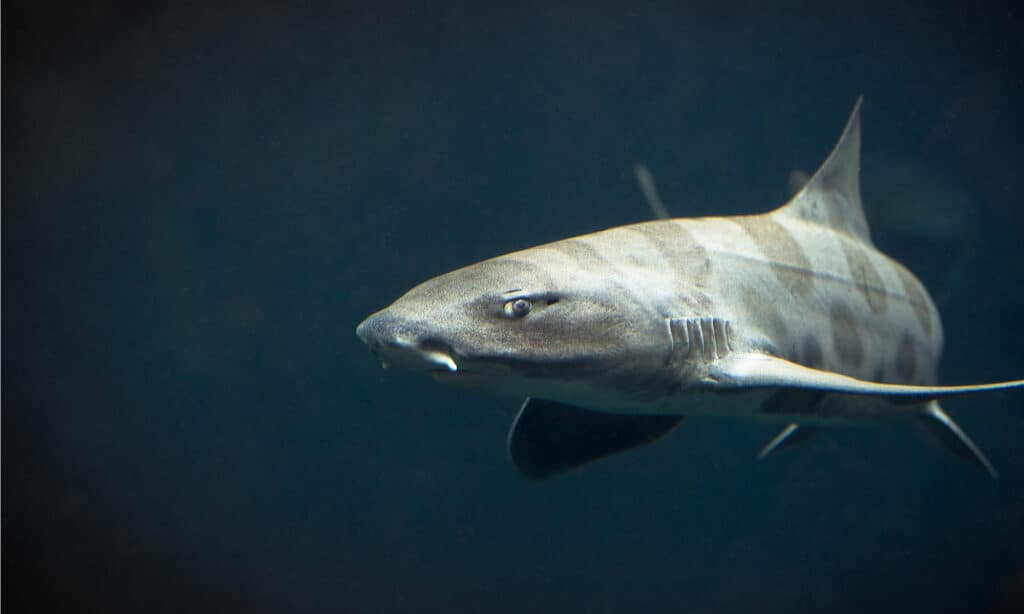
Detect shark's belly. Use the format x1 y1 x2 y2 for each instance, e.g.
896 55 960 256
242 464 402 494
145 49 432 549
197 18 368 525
659 387 924 425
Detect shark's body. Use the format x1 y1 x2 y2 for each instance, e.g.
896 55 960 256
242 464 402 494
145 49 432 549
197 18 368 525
357 98 1024 479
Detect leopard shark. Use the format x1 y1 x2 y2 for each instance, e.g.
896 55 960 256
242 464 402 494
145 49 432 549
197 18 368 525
356 97 1024 479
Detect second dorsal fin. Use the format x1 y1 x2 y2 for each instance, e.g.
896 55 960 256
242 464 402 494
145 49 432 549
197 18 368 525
776 96 872 245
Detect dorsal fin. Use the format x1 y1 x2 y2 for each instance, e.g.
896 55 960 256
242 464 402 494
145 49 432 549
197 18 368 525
776 96 872 245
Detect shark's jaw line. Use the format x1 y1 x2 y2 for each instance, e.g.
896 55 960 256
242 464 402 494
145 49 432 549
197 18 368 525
391 336 458 372
356 323 462 374
356 96 1024 480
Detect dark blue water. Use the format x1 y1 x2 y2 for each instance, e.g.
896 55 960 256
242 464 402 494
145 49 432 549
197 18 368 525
6 4 1024 613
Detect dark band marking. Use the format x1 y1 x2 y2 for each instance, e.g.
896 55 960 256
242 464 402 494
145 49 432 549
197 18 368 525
830 302 864 368
628 222 712 287
730 216 814 296
738 285 789 344
893 332 917 383
549 238 610 271
839 237 888 315
894 265 934 336
801 334 824 369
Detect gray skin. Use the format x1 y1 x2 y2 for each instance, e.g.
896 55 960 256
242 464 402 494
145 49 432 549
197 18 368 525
355 213 937 425
358 98 934 423
356 241 688 413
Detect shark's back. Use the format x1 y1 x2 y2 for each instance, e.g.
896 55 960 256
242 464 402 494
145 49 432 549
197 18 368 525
508 209 941 387
670 212 941 385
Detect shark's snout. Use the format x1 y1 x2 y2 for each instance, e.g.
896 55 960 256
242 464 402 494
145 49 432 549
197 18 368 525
355 311 398 349
356 311 458 373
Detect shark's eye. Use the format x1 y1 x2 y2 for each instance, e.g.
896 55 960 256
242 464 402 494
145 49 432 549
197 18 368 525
504 298 532 318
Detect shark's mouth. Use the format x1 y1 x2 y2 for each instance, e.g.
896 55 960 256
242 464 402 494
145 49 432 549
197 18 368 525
356 312 462 374
414 338 460 373
373 336 467 374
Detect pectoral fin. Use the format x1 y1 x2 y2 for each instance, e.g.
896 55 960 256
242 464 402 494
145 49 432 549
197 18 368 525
914 401 997 478
507 398 684 480
709 353 1024 400
758 424 821 460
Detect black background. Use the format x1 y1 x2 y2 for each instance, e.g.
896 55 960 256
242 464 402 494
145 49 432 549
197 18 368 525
5 2 1024 613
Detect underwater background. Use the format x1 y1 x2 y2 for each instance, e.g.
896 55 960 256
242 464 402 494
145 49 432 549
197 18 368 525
5 2 1024 613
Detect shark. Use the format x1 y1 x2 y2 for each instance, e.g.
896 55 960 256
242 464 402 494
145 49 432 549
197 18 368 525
356 97 1024 480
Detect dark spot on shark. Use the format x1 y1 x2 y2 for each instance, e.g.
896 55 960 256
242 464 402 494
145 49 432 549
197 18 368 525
550 238 610 271
738 285 789 345
894 333 917 383
629 222 712 287
895 264 933 336
838 236 888 315
801 334 824 368
829 302 864 368
730 216 813 296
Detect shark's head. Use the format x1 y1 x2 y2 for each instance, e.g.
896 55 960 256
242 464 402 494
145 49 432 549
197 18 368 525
356 250 675 408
